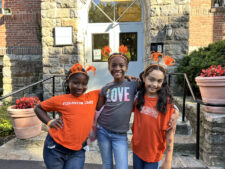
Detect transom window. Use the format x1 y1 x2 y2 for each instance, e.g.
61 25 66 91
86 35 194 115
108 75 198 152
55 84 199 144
88 0 142 23
213 0 225 7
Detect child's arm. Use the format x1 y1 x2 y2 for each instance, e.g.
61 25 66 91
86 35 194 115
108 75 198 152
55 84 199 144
34 104 63 130
96 95 106 111
167 109 179 131
160 126 175 169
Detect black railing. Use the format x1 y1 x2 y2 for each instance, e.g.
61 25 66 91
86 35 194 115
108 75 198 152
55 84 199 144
167 73 225 159
0 75 65 118
1 73 225 160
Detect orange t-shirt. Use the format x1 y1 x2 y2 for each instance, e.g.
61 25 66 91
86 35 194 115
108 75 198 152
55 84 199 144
131 95 174 162
41 90 100 151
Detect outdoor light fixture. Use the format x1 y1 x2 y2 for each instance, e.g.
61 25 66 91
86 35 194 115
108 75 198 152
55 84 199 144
165 25 173 38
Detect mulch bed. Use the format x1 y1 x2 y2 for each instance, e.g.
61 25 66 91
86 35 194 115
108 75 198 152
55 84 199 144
0 135 15 146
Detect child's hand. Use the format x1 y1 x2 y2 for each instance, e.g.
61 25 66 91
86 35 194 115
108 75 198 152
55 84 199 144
49 118 64 130
167 109 179 131
159 160 171 169
124 75 139 81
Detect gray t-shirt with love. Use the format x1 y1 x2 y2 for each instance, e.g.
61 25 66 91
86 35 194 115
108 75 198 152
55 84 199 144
97 80 138 133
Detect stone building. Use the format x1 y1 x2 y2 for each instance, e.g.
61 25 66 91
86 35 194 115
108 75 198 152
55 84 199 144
0 0 225 167
0 0 224 98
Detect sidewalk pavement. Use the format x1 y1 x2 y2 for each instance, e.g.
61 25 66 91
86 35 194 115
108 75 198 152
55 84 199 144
0 131 208 169
0 160 120 169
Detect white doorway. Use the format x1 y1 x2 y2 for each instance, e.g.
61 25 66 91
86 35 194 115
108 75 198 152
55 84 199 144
85 0 144 90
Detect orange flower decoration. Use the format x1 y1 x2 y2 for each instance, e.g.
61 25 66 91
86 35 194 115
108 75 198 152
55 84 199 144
119 45 128 54
150 52 164 62
70 63 83 73
149 51 175 67
101 46 112 58
86 65 96 76
69 63 96 78
163 55 175 66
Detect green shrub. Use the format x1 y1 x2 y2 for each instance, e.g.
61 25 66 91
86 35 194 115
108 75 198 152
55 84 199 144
0 102 14 137
176 40 225 97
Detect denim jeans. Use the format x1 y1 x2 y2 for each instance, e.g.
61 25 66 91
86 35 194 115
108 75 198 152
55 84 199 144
97 124 128 169
43 134 85 169
133 153 159 169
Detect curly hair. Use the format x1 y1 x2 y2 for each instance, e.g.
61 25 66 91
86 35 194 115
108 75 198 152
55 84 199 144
136 65 173 113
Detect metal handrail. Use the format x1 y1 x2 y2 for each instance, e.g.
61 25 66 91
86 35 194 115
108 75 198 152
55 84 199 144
167 73 225 159
0 76 53 100
0 75 65 118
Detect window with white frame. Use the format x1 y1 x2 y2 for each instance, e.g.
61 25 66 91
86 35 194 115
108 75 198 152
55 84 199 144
88 0 142 23
214 0 225 7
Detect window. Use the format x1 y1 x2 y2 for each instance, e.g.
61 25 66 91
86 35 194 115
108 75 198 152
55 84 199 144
214 0 225 7
151 43 164 53
0 0 2 8
92 33 109 62
88 0 142 23
120 32 137 61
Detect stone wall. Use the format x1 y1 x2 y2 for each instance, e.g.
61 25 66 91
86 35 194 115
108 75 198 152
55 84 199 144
174 96 225 168
147 0 190 95
2 54 43 102
41 0 190 97
41 0 82 99
145 0 189 65
202 112 225 167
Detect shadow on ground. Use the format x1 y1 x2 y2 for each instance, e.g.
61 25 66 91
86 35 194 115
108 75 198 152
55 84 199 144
0 160 133 169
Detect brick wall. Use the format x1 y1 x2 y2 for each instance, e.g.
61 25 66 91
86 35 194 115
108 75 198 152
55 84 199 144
0 0 42 99
213 12 225 42
0 0 41 54
189 0 225 52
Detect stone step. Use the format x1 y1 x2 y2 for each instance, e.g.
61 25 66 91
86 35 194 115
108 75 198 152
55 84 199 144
175 116 192 135
174 134 196 155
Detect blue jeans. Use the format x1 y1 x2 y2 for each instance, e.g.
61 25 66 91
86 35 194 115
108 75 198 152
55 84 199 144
97 124 128 169
43 134 85 169
133 153 159 169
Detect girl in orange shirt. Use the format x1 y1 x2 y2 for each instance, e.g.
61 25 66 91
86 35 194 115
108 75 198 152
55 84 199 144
132 64 177 169
34 63 99 169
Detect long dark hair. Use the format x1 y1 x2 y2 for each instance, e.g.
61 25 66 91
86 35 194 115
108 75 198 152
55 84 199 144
63 68 88 94
136 65 173 113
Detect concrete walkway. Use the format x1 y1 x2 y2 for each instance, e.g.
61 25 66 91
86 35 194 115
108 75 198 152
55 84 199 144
0 131 208 169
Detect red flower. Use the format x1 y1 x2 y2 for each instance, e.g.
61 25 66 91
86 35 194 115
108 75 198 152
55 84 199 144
16 96 40 109
200 65 225 77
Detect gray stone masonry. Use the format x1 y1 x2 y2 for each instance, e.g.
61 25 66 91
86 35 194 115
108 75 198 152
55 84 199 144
174 96 225 168
2 54 43 101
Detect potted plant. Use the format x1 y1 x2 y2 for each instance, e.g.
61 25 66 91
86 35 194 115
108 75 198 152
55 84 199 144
195 65 225 113
7 96 42 139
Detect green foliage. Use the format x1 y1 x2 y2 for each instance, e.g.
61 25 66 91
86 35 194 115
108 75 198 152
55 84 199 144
0 103 14 137
176 40 225 97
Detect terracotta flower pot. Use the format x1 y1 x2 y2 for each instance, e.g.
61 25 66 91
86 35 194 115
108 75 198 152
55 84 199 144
7 105 42 139
195 76 225 114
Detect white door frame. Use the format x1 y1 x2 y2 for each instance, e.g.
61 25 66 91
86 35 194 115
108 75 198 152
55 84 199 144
84 0 145 90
